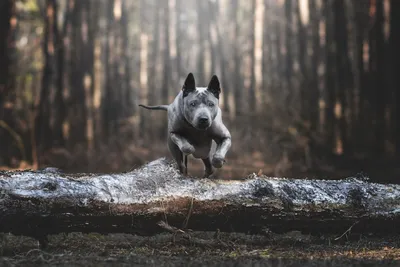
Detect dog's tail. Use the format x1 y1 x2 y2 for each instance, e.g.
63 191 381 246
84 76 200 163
138 104 169 111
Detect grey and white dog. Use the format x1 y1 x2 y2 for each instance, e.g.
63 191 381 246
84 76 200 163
139 73 231 178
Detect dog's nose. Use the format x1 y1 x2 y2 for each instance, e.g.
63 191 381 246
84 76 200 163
199 117 209 124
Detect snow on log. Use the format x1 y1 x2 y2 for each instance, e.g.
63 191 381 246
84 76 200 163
0 158 399 241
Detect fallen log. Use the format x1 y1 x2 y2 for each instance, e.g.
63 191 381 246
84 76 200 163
0 158 399 243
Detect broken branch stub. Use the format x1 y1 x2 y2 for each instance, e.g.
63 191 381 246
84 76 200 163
0 158 399 239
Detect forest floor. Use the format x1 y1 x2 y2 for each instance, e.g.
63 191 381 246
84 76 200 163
0 231 399 266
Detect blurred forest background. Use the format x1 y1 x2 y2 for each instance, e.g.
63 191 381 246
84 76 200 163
0 0 399 182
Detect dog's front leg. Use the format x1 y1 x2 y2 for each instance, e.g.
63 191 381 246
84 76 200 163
212 136 231 168
170 133 195 155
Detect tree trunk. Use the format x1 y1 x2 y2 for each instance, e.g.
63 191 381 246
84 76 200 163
36 0 65 153
0 0 15 166
210 0 230 114
196 0 206 84
249 0 256 111
324 0 336 154
261 0 270 104
353 0 369 153
102 0 115 140
54 1 69 148
145 0 161 140
373 0 385 155
391 0 400 156
69 0 89 145
206 0 217 78
333 0 351 155
120 0 132 119
284 0 293 98
0 0 13 111
232 0 242 116
175 0 182 80
308 0 321 133
162 0 171 107
297 0 309 125
138 0 150 140
1 158 399 246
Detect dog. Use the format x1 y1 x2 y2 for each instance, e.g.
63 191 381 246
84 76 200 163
139 73 231 178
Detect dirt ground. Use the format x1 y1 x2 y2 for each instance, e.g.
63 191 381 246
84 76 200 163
1 230 400 267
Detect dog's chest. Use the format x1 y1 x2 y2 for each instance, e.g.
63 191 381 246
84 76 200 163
177 127 213 158
182 129 212 146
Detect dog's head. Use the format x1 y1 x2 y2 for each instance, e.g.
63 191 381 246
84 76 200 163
181 73 221 130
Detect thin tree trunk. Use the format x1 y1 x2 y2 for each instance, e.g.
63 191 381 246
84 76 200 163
324 0 336 154
249 0 257 110
145 0 161 140
69 0 89 145
333 0 351 155
353 0 369 153
0 0 15 166
308 0 321 132
206 0 217 77
232 0 241 116
36 0 60 152
175 0 182 80
390 0 400 155
261 0 270 104
138 0 149 140
274 3 283 98
162 0 171 104
54 2 70 148
0 0 13 112
284 0 293 99
210 0 230 114
85 0 97 152
102 0 114 140
373 0 385 155
297 1 309 125
196 0 206 83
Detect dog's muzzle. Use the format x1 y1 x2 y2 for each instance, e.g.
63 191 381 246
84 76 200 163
197 116 210 129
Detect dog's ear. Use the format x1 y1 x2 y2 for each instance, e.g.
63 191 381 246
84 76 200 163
207 75 221 99
182 73 196 97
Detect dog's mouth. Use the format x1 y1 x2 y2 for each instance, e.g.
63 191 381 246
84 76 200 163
195 122 211 130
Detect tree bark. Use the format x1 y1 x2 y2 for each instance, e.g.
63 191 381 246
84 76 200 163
1 158 399 244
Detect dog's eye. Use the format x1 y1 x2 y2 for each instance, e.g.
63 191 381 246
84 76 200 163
207 102 215 107
190 102 196 107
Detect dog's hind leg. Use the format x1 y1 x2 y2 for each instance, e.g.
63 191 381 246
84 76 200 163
201 157 214 178
168 137 187 175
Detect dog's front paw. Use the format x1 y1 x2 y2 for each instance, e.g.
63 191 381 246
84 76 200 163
181 144 195 155
203 168 214 178
212 155 225 168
